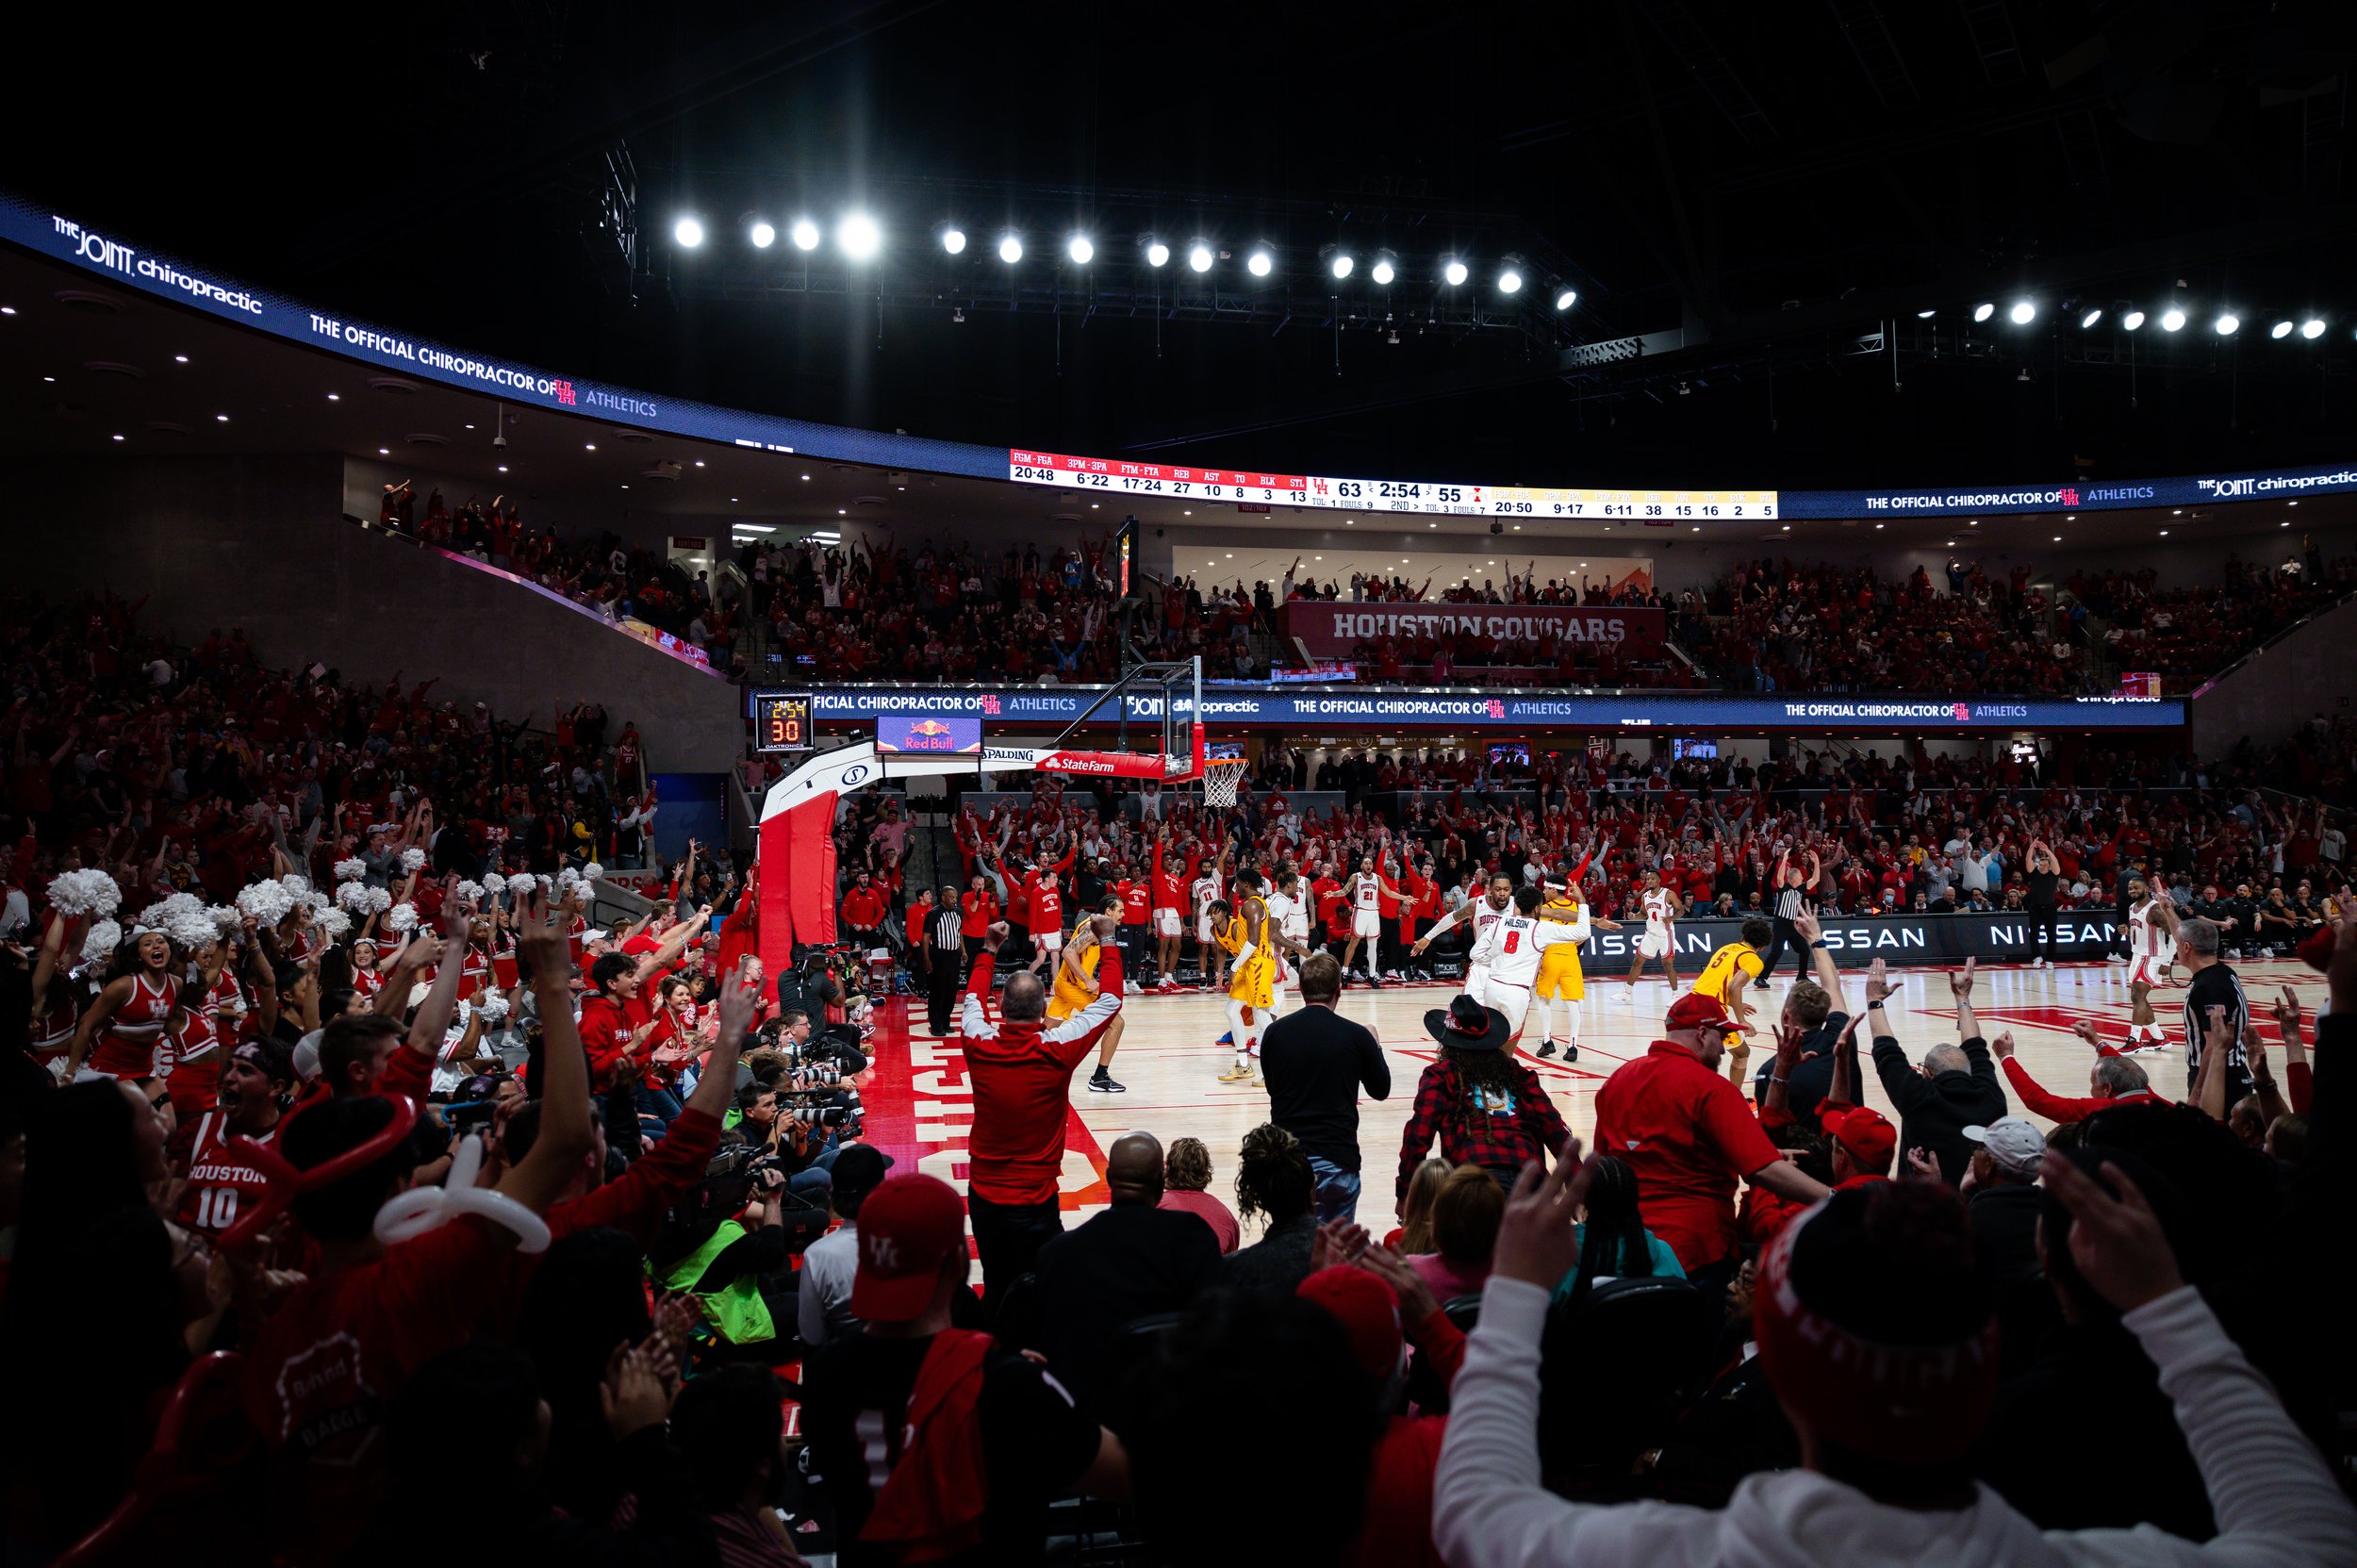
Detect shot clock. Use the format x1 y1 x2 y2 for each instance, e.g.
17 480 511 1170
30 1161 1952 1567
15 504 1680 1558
754 692 816 752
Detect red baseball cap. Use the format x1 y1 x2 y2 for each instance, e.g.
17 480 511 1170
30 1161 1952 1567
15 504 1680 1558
1665 991 1734 1034
1297 1266 1404 1380
849 1174 968 1322
1820 1104 1898 1172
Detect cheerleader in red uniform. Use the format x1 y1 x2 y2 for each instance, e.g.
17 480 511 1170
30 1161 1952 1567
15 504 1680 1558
64 929 182 1084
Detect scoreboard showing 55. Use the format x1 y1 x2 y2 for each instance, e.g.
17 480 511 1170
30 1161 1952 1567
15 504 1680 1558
755 692 815 752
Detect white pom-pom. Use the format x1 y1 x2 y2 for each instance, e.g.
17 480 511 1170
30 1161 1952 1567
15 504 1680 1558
81 918 123 966
304 891 332 915
334 858 368 883
476 991 510 1023
46 868 122 919
336 881 374 914
554 867 581 889
280 874 312 897
316 907 353 938
386 902 418 933
505 873 538 898
401 849 426 872
453 879 485 907
366 886 392 915
581 862 604 882
236 880 294 925
208 904 241 933
145 892 219 952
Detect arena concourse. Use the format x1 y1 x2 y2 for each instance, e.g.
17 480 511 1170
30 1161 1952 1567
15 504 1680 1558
6 10 2357 1566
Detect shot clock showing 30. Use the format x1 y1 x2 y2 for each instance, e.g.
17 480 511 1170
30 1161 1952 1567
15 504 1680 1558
754 692 815 752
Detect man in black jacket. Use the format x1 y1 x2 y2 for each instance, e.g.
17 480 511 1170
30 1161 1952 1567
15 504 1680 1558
1961 1116 2046 1282
1866 956 2008 1184
1258 952 1391 1223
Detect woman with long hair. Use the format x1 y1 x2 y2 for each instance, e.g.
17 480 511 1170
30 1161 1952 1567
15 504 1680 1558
1225 1124 1318 1293
1390 1157 1451 1254
1408 1164 1506 1300
1554 1153 1684 1305
1395 996 1571 1198
61 928 183 1085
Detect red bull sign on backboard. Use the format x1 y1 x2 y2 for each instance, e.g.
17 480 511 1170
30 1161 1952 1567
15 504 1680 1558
876 714 984 754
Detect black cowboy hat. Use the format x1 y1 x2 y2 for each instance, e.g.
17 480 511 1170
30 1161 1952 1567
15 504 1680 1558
1424 993 1511 1053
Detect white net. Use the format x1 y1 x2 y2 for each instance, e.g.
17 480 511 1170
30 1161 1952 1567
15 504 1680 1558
1201 758 1249 808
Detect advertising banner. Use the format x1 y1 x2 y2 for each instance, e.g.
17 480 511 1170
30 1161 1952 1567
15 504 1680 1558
1563 913 2122 968
875 715 983 754
1281 602 1666 660
758 685 2185 732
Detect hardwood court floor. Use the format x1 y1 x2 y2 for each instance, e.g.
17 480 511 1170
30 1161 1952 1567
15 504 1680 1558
865 956 2328 1246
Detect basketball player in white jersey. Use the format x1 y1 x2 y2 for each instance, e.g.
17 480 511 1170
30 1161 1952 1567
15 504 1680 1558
2121 877 2180 1051
1191 851 1228 990
1623 869 1685 991
1264 867 1312 1015
1467 885 1591 1045
1338 854 1407 985
1412 872 1516 993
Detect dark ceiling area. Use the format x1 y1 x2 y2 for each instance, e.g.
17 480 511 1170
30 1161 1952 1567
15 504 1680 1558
10 1 2357 490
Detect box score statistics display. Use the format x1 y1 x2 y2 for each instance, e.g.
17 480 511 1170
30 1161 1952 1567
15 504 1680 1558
1010 450 1777 522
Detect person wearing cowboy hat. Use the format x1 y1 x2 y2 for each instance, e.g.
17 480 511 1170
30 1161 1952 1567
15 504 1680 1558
1395 994 1572 1199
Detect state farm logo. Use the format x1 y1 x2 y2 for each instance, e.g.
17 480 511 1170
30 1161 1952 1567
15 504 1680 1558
1952 703 1971 721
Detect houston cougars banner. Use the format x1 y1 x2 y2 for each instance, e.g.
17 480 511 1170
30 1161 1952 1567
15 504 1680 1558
1283 602 1667 660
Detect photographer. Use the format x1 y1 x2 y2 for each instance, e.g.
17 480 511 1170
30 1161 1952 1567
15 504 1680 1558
650 1140 826 1356
733 1074 842 1201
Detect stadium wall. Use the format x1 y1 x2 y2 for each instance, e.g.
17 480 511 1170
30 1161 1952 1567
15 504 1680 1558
2187 591 2357 755
22 455 747 769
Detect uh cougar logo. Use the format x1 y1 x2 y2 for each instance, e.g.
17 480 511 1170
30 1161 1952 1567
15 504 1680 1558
863 1232 902 1271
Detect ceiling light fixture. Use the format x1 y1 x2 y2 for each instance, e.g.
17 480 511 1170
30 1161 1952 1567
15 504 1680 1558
789 218 821 251
941 227 966 255
749 221 775 249
1972 303 1995 322
1145 240 1169 268
673 216 705 248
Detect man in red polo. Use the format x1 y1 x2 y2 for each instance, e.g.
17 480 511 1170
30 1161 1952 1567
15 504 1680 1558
1993 1024 2166 1123
1591 991 1829 1298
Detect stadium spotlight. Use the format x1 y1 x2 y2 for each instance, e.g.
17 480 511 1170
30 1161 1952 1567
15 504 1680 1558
998 233 1024 264
2121 309 2146 330
2008 301 2036 324
2302 317 2327 339
1497 262 1524 294
1246 246 1275 277
1188 241 1214 272
1556 288 1578 311
673 216 705 248
2214 313 2238 336
941 227 967 255
789 218 821 251
1442 258 1469 287
1330 252 1354 280
1067 235 1095 264
1371 251 1398 286
2271 319 2295 339
748 220 776 249
837 213 882 260
1145 239 1170 268
2160 307 2185 331
1916 308 1937 319
1972 302 1995 322
2080 307 2102 328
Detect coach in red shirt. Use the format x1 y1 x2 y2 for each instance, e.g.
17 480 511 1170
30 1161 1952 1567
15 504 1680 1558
959 919 1126 1316
840 869 889 947
1591 991 1827 1298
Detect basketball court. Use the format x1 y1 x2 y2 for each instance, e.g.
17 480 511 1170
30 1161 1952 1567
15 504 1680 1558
851 955 2329 1244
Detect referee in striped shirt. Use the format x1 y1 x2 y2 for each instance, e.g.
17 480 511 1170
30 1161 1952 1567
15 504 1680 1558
1757 847 1819 986
926 883 966 1036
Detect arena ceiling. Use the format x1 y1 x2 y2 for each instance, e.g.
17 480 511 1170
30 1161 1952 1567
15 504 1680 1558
10 1 2357 492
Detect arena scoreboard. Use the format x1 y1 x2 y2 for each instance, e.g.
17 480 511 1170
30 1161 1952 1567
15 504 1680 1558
754 691 815 752
1010 450 1776 521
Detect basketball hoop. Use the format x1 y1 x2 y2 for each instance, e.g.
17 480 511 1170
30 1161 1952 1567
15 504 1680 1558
1201 757 1249 809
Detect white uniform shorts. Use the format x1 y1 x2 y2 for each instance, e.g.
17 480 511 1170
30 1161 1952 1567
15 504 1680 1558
1197 914 1217 944
1156 908 1182 937
1639 926 1672 958
1353 909 1382 938
1482 977 1533 1035
2126 953 2164 988
1037 927 1063 954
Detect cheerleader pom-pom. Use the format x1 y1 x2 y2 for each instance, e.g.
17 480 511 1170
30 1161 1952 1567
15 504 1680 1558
336 881 375 914
386 902 418 934
208 904 242 933
46 867 123 919
366 886 393 915
236 880 295 926
505 872 539 899
582 862 604 882
453 879 486 907
280 874 313 898
477 991 511 1023
316 907 354 938
334 858 368 883
147 893 218 951
81 918 124 966
401 848 427 873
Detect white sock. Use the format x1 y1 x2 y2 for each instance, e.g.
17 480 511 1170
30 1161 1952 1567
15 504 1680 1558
1367 935 1382 978
1563 999 1582 1045
1531 994 1554 1044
